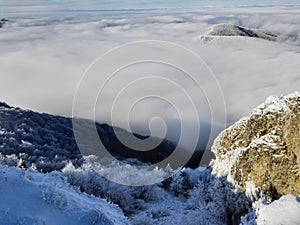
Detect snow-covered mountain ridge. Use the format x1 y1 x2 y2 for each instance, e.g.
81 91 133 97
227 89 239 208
199 23 278 43
0 102 175 172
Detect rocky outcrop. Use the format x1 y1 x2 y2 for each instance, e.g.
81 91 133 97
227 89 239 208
212 92 300 201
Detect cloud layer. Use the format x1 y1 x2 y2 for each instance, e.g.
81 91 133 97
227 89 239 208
1 4 300 150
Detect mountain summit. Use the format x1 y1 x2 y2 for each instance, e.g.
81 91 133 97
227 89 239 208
199 23 277 42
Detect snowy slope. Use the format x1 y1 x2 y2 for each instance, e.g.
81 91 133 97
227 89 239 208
0 102 175 172
0 165 130 225
0 102 237 225
1 97 300 225
62 162 232 225
0 157 232 225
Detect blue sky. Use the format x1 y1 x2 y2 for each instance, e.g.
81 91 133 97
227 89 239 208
1 0 300 13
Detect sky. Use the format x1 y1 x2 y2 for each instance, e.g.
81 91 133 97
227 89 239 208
1 0 300 14
1 1 300 154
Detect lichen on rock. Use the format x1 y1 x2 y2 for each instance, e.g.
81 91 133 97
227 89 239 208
212 92 300 202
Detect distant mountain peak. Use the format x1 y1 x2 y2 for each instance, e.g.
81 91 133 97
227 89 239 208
199 23 278 42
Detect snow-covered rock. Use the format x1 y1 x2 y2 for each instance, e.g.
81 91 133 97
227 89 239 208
212 92 300 201
0 165 130 225
198 23 277 43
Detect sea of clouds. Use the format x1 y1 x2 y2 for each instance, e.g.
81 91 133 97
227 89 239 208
1 1 300 151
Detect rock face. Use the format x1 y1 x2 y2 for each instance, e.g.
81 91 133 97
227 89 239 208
212 92 300 201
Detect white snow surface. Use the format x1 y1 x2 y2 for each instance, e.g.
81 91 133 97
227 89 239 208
0 165 129 225
257 195 300 225
242 195 300 225
256 195 300 225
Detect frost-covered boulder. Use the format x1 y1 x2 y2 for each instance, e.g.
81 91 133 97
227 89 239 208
0 165 130 225
212 92 300 201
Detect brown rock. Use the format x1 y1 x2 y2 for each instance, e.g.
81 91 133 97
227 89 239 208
212 92 300 201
